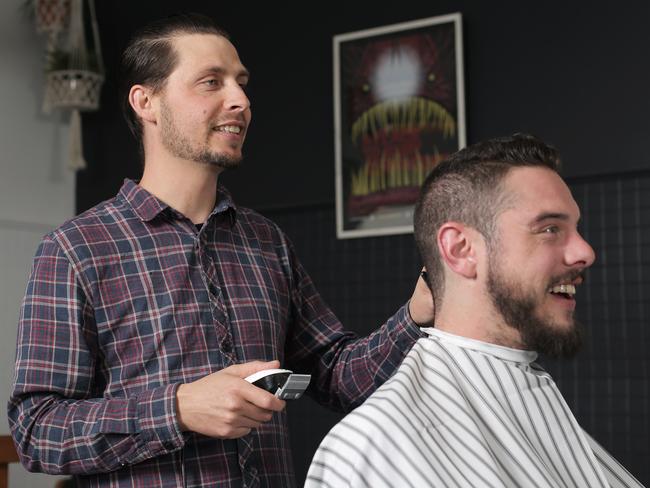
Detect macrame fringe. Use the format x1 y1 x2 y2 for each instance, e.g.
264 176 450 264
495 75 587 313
67 109 86 170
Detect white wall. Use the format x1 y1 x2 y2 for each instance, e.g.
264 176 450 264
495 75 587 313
0 1 75 486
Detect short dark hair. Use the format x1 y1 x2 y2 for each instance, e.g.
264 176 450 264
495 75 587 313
413 133 561 300
120 13 229 159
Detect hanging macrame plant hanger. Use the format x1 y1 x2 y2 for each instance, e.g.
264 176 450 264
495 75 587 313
42 0 103 170
34 0 70 34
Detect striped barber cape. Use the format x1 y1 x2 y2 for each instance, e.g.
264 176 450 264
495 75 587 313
306 328 643 488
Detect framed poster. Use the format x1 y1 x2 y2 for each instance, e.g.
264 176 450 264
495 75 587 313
334 13 466 238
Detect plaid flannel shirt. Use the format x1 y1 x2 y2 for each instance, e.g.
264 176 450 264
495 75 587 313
8 179 422 487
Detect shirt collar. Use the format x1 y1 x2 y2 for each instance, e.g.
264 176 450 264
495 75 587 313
118 178 237 226
421 327 539 364
211 184 238 227
118 179 168 222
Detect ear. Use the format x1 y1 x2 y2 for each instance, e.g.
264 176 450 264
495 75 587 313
437 222 479 279
128 84 158 125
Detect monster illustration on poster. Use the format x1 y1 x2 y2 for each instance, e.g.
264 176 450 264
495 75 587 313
334 13 466 238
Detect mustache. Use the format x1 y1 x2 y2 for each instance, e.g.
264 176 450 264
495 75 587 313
210 115 247 128
548 269 587 288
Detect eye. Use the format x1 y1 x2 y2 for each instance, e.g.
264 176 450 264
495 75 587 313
542 225 560 234
202 78 221 88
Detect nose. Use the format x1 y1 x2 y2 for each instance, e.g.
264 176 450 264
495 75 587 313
225 81 250 113
566 231 596 269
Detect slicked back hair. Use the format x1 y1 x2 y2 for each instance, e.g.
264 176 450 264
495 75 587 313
120 13 230 159
413 133 561 301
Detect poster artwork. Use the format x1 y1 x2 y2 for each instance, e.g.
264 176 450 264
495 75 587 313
334 14 466 238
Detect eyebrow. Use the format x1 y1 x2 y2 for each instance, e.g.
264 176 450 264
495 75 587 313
199 66 250 79
533 212 569 223
531 212 583 227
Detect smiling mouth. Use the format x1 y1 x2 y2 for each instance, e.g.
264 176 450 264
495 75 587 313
214 125 242 134
548 283 576 299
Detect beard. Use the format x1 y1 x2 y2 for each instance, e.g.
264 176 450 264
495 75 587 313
160 101 242 170
486 258 585 358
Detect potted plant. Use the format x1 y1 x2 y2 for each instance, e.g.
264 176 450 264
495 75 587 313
41 0 103 113
23 0 70 33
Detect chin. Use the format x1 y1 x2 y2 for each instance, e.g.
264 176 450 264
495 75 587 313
531 317 584 358
547 317 574 331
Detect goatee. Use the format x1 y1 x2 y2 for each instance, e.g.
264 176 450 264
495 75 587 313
160 99 243 170
487 265 585 358
194 150 242 170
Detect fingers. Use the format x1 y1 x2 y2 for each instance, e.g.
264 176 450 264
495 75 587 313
227 359 281 379
241 382 286 413
222 427 252 439
419 267 428 286
219 401 270 430
231 398 278 426
226 360 286 411
198 377 285 439
409 267 435 326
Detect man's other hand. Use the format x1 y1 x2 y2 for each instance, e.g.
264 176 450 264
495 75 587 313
408 268 435 326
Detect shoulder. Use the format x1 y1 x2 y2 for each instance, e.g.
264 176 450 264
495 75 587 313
52 193 127 234
347 338 461 432
309 384 427 488
307 340 466 488
316 350 433 461
308 409 389 488
44 193 130 261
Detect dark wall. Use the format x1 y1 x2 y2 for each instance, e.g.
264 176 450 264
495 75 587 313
79 2 650 485
81 2 650 209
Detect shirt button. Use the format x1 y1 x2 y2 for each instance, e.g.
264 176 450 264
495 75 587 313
222 339 233 353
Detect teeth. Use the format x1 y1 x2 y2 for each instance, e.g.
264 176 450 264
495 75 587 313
549 284 576 295
216 125 241 134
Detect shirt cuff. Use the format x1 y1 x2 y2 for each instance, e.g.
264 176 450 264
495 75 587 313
135 383 185 459
394 301 428 346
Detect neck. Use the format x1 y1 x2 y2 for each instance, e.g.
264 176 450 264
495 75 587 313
140 153 222 225
434 284 525 349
